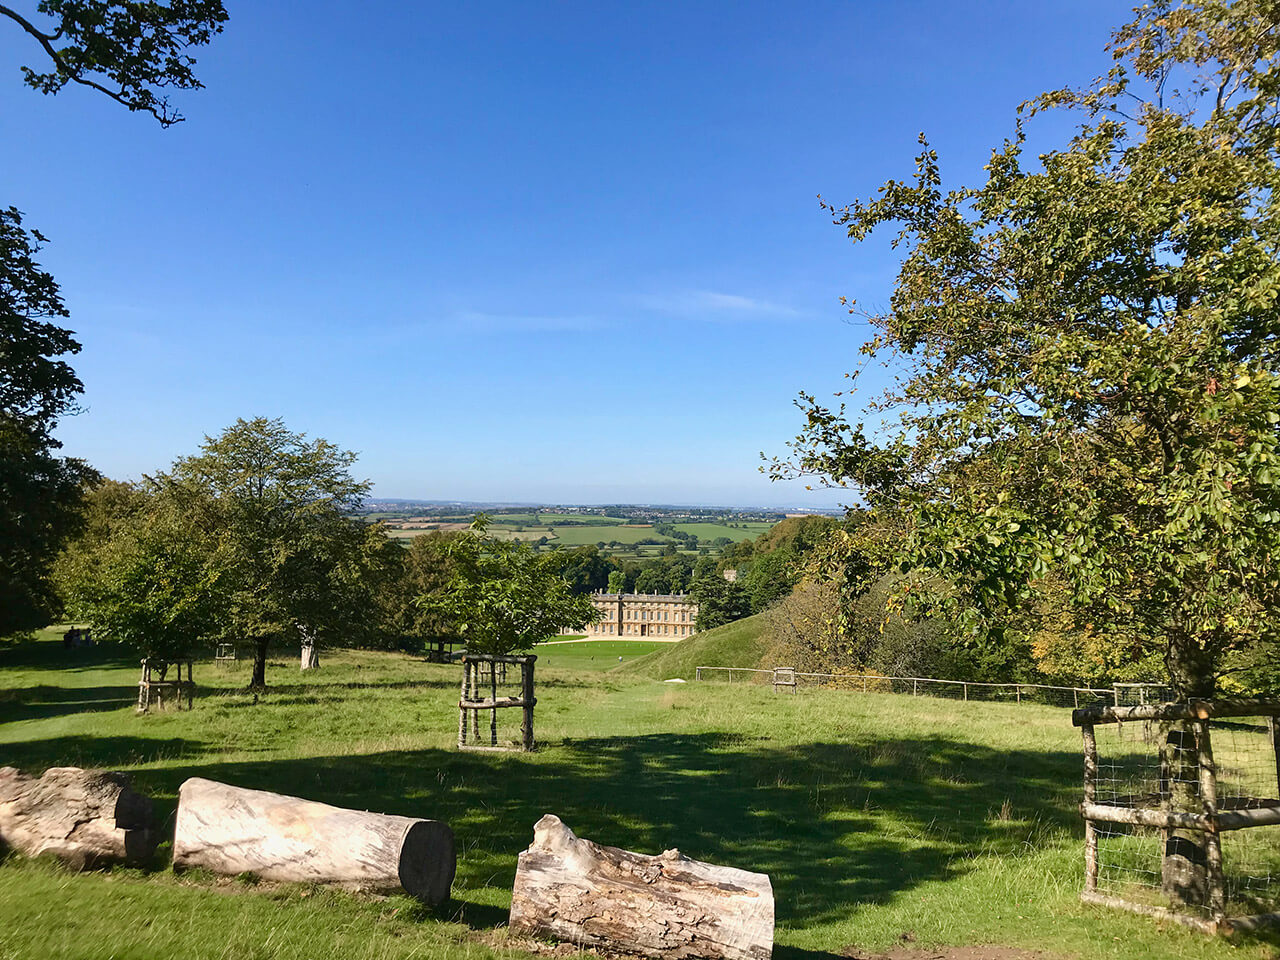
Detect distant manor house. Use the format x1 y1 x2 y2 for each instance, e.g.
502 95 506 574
562 592 699 639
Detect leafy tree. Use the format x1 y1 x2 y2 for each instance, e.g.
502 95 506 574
156 417 377 688
58 498 226 664
607 570 626 594
1 0 228 126
2 0 227 633
0 208 96 636
424 519 598 656
775 0 1280 698
689 575 751 631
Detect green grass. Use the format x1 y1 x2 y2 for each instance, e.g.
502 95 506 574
534 640 670 671
1 633 1276 960
673 521 776 540
543 524 662 545
619 613 773 679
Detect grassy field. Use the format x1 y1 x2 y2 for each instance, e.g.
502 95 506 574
673 521 776 540
1 632 1274 960
620 613 773 679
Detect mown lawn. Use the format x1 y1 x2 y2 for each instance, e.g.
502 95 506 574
0 634 1276 960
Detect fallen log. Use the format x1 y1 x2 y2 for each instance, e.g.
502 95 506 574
172 777 455 903
0 766 156 868
509 814 773 960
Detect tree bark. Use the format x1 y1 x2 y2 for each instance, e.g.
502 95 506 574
300 640 318 670
249 637 269 689
172 777 455 904
0 766 156 868
509 815 773 960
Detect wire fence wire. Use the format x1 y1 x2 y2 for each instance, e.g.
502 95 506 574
1093 718 1280 916
693 665 1133 710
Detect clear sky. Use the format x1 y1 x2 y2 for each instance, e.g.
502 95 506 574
1 1 1122 508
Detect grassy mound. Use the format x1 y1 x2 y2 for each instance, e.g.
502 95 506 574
616 612 771 680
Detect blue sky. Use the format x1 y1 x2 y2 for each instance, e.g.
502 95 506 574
2 1 1121 507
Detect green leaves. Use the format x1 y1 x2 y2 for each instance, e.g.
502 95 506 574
781 1 1280 696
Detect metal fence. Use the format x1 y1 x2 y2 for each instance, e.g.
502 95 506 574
692 665 1135 709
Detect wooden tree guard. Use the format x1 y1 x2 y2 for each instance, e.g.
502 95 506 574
1073 698 1280 935
214 642 237 665
173 777 456 903
772 667 797 694
0 766 157 868
509 814 774 960
136 658 194 712
458 653 535 751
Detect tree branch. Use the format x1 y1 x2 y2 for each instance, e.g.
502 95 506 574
0 3 181 125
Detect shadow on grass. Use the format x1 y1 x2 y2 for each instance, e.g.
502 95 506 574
0 735 210 771
94 731 1084 935
0 684 139 724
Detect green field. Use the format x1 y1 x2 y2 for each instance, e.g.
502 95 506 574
542 523 660 545
0 632 1264 960
673 521 776 540
533 639 670 671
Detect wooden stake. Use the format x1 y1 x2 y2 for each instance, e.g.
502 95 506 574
1198 721 1226 920
1082 723 1099 893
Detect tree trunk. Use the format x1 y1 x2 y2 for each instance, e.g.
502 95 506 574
249 637 269 689
0 767 157 869
300 640 318 670
1161 627 1214 907
173 777 455 904
509 815 773 960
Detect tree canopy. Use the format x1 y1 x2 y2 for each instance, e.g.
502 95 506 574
0 208 95 636
774 0 1280 697
425 519 598 656
0 0 228 126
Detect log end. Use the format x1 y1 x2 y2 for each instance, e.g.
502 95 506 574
398 820 456 905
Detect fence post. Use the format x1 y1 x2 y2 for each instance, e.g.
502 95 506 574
1017 685 1022 704
913 679 918 697
862 676 867 693
1074 688 1080 709
963 683 968 701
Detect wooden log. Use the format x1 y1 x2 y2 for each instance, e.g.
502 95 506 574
1080 889 1222 935
0 766 156 868
509 815 773 960
1073 697 1280 726
172 777 455 903
1080 801 1213 832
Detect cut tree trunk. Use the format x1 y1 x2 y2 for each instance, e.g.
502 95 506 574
172 777 455 903
0 766 157 869
300 641 318 670
509 815 773 960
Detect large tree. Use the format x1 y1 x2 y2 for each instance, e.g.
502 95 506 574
0 208 96 636
1 1 228 635
156 418 379 688
774 0 1280 698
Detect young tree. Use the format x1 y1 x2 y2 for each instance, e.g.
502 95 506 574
156 417 377 688
424 520 598 656
774 0 1280 699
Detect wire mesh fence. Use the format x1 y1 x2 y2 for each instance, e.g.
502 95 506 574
692 665 1119 709
1090 715 1280 920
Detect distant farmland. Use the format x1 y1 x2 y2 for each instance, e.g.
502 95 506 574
375 513 778 556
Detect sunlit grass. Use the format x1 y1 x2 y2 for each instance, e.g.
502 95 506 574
1 635 1276 959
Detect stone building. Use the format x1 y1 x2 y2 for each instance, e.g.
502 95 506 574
561 592 699 639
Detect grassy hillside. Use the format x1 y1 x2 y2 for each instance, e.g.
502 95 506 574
0 631 1268 960
617 613 772 680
